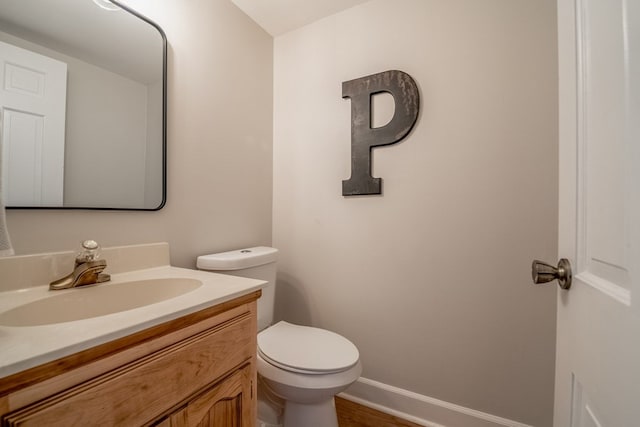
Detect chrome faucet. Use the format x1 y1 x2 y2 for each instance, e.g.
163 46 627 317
50 240 111 290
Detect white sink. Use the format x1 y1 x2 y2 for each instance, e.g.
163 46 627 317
0 278 202 327
0 263 266 379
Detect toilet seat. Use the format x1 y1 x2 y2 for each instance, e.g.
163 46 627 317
258 321 359 375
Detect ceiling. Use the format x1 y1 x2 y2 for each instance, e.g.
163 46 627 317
0 0 162 83
230 0 373 36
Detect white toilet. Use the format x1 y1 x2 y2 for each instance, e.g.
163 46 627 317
197 247 361 427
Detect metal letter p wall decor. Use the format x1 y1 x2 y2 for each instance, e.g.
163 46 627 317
342 70 420 196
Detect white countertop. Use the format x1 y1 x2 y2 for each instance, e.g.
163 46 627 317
0 266 265 379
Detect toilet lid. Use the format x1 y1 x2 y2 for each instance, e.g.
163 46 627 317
258 321 359 374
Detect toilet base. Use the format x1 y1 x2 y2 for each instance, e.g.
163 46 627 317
257 352 362 427
283 398 338 427
258 376 284 427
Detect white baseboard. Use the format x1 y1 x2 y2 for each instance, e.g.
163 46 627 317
338 377 534 427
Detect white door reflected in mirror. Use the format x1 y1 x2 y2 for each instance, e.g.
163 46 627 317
0 40 67 207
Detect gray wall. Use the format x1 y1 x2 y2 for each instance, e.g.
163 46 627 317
272 0 558 425
63 57 148 207
6 0 274 267
144 79 164 209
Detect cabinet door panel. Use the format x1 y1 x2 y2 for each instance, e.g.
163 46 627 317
160 365 253 427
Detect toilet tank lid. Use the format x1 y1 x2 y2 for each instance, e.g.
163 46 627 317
197 246 278 270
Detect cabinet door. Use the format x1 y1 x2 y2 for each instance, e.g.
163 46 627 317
157 365 254 427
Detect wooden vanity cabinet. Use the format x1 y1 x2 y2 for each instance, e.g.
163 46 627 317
0 291 260 427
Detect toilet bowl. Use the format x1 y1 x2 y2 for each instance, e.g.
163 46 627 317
197 247 361 427
257 321 362 427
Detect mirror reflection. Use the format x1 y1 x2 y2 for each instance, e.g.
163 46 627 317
0 0 166 210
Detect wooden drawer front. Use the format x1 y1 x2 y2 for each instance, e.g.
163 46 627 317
2 312 254 427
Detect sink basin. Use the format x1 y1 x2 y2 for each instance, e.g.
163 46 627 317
0 278 202 327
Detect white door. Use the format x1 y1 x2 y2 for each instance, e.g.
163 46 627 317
0 40 67 207
552 0 640 426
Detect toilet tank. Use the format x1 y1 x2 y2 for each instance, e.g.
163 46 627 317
197 247 278 332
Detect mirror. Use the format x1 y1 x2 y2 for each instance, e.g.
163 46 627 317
0 0 166 210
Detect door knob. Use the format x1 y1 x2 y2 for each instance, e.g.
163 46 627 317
531 259 572 290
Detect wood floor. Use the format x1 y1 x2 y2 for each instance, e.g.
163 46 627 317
335 397 423 427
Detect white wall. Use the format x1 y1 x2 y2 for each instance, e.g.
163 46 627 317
6 0 273 267
272 0 558 425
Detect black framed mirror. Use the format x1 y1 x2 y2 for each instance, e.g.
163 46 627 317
0 0 166 210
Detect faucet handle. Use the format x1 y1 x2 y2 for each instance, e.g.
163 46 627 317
82 240 99 251
77 240 101 263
